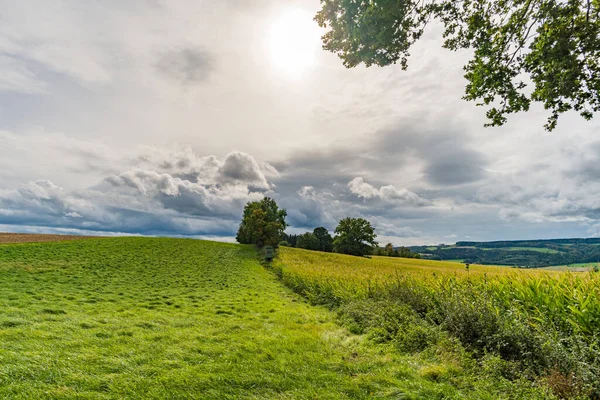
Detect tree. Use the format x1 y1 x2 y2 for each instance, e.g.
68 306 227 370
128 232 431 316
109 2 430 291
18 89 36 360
374 246 386 256
313 227 334 252
333 217 378 257
398 246 420 259
296 232 320 250
282 233 299 247
315 0 600 131
384 242 397 257
236 197 288 248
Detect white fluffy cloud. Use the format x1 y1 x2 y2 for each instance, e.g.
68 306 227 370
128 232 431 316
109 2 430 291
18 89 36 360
348 177 430 206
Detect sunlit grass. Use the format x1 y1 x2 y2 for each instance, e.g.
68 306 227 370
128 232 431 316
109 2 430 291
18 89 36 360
0 237 496 399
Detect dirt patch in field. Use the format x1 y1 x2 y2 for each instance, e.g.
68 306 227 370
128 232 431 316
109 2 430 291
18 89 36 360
0 233 95 244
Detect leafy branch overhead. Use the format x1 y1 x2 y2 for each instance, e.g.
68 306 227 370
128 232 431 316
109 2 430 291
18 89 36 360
315 0 600 131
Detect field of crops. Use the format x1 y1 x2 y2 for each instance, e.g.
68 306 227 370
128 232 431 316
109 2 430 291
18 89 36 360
0 232 93 244
274 247 600 399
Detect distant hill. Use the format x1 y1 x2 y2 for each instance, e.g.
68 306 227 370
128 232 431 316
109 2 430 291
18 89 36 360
410 238 600 268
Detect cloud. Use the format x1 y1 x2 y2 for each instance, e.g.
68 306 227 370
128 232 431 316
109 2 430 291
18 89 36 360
424 148 488 185
0 56 47 94
372 118 490 187
0 130 124 188
0 0 599 246
219 151 271 189
0 149 273 237
348 177 430 206
155 47 215 84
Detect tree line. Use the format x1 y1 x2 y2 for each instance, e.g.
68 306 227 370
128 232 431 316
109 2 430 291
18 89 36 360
236 197 418 258
413 243 600 268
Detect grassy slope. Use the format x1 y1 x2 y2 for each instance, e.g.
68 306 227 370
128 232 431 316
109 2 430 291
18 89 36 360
0 237 463 400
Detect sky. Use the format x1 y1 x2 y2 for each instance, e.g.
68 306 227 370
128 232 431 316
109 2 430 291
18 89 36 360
1 0 599 246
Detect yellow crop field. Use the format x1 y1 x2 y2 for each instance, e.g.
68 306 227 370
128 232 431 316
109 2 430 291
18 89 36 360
272 247 600 397
278 247 556 281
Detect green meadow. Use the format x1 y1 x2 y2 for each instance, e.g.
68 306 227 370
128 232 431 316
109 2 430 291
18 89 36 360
4 237 598 398
0 237 519 399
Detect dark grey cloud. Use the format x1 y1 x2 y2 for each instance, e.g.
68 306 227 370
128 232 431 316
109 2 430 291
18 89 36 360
156 47 215 84
272 119 489 205
567 140 600 181
373 119 489 186
424 150 487 185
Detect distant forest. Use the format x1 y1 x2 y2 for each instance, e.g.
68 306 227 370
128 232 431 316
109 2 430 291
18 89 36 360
410 238 600 268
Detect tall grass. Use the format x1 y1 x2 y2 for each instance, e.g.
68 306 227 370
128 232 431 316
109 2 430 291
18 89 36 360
273 247 600 399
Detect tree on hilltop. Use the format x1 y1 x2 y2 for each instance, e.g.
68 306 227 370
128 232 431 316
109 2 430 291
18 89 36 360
237 197 287 248
333 217 378 257
315 0 600 131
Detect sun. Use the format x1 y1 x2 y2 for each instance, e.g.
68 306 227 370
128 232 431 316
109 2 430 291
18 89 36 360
267 8 322 78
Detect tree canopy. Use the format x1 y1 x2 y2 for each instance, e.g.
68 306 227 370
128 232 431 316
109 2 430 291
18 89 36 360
313 227 334 252
236 197 288 248
295 227 335 252
296 232 321 250
333 217 378 256
315 0 600 131
374 242 421 258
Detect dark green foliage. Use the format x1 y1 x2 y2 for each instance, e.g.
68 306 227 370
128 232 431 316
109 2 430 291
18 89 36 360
296 227 334 252
283 228 334 253
375 243 421 258
333 217 378 257
296 232 320 251
313 227 334 252
236 197 287 248
316 0 600 131
412 237 600 267
281 233 299 247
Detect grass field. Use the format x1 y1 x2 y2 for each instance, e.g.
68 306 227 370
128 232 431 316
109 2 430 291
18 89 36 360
2 237 599 399
1 237 507 400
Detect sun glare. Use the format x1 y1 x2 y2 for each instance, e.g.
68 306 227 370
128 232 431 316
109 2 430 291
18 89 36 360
267 8 322 78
